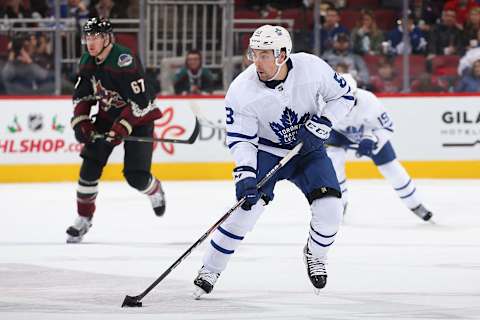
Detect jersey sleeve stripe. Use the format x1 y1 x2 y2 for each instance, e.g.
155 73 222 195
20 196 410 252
258 137 296 150
227 132 258 139
227 141 258 149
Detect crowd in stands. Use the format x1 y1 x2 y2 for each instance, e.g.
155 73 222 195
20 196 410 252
0 0 137 95
234 0 480 94
1 0 480 95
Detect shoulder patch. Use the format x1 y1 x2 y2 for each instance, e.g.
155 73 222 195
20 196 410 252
118 53 133 67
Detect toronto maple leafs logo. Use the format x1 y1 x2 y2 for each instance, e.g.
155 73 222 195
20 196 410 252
91 76 127 111
341 125 365 142
270 107 310 146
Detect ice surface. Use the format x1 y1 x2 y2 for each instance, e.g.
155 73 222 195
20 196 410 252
1 180 479 320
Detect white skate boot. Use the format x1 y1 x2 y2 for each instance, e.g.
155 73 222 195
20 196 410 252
193 266 220 299
303 244 327 294
148 180 166 216
66 216 92 243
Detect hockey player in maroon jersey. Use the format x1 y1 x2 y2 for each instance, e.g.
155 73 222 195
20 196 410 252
66 17 166 243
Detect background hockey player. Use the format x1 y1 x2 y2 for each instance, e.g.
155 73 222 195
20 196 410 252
326 73 434 222
66 17 166 243
192 25 355 298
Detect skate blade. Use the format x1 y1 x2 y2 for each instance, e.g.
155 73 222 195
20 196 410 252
66 236 83 244
313 288 321 295
193 287 207 300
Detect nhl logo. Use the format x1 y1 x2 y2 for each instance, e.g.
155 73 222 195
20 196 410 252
28 113 43 132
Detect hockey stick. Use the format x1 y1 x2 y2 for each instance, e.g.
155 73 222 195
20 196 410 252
93 117 200 144
121 142 303 308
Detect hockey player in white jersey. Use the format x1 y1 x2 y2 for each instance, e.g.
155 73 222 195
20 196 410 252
192 25 355 298
326 74 434 221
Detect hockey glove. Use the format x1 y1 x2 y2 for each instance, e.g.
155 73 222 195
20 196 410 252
297 115 332 155
234 166 260 211
105 119 132 146
356 136 377 158
71 115 96 144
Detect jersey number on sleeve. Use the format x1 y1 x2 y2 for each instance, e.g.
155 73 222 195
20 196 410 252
225 106 234 125
130 79 145 94
333 73 347 88
377 112 392 127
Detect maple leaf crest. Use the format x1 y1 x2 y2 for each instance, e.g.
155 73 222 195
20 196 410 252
270 107 310 146
342 124 365 141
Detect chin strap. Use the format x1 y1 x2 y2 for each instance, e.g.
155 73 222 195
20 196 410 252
266 57 289 81
94 35 112 62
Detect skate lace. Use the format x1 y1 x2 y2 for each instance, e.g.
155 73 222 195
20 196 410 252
149 187 165 207
306 253 327 276
198 269 219 284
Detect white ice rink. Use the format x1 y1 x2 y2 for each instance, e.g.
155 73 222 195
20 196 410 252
1 179 479 320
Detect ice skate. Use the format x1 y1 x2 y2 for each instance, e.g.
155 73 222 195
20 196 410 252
66 216 92 243
193 266 220 299
303 244 327 294
411 204 433 222
148 180 166 216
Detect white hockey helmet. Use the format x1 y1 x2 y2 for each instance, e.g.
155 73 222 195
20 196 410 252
340 73 358 95
248 25 292 61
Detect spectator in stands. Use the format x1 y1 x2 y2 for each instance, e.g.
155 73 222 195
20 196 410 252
0 0 31 18
90 0 127 19
33 33 54 70
463 7 480 48
318 7 349 53
369 60 402 93
380 0 402 9
64 0 89 26
351 9 384 56
0 0 32 27
411 72 448 92
455 59 480 91
427 9 464 59
304 0 346 9
417 0 444 32
173 49 215 95
1 34 54 95
385 15 427 55
458 29 480 74
126 0 139 18
322 33 370 87
247 0 306 11
30 0 50 17
444 0 479 26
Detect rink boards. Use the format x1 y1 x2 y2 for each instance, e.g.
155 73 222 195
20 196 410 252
0 94 479 182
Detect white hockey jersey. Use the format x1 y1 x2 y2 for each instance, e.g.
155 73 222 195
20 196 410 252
225 52 355 169
332 88 394 152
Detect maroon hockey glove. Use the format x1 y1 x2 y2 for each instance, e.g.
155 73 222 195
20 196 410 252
119 103 163 127
105 119 132 146
71 115 96 144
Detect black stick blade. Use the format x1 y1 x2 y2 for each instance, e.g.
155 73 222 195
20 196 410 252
121 295 143 308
